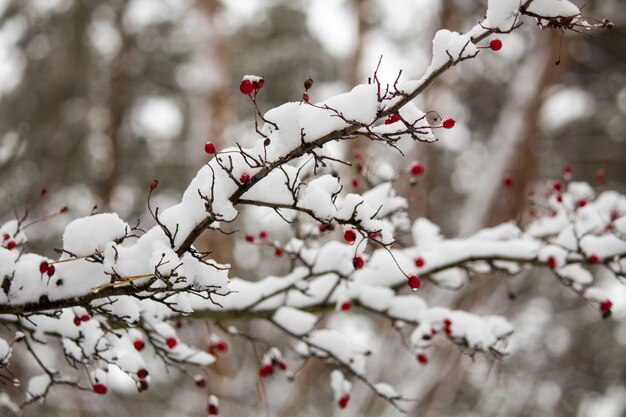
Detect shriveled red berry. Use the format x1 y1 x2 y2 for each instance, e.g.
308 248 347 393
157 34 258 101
2 233 9 241
133 340 145 351
39 261 49 274
352 256 364 270
93 383 107 395
556 194 563 203
204 142 216 155
240 173 250 183
302 92 310 103
165 337 177 349
409 161 424 176
195 376 206 388
137 369 148 379
503 175 513 187
340 301 351 311
139 380 149 391
338 394 350 409
547 256 556 268
415 257 425 268
208 404 219 415
417 353 428 365
408 274 421 291
442 118 455 129
489 38 502 51
344 230 357 243
240 80 253 95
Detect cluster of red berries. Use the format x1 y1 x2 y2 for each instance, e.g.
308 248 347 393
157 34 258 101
239 77 264 96
258 359 287 378
39 261 55 277
207 338 228 356
73 313 90 326
384 114 400 125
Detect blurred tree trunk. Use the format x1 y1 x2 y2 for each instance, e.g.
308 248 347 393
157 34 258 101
459 31 566 235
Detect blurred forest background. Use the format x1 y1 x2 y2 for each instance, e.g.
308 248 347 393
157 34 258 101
0 0 625 416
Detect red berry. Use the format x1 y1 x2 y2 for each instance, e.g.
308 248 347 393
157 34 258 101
302 92 309 103
443 318 452 327
240 173 250 183
340 301 351 311
409 161 424 176
137 369 148 379
351 179 359 188
407 274 421 291
208 404 219 415
204 142 216 155
417 353 428 365
274 247 283 257
93 383 107 395
563 164 572 176
599 299 612 317
414 257 425 268
166 337 177 349
80 314 90 322
588 254 600 264
259 364 273 378
556 194 563 203
442 118 455 129
344 230 357 243
256 78 265 89
577 199 587 208
597 168 606 182
73 316 81 326
553 181 562 192
278 361 287 371
245 234 255 243
352 256 364 270
46 264 55 277
384 118 392 125
240 80 253 95
6 241 16 250
547 256 556 268
139 380 149 391
489 38 502 51
369 232 378 240
258 230 268 240
2 233 8 241
133 340 145 351
611 210 620 221
389 114 400 123
39 261 49 274
503 175 513 187
338 394 350 409
216 340 228 353
353 150 363 160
